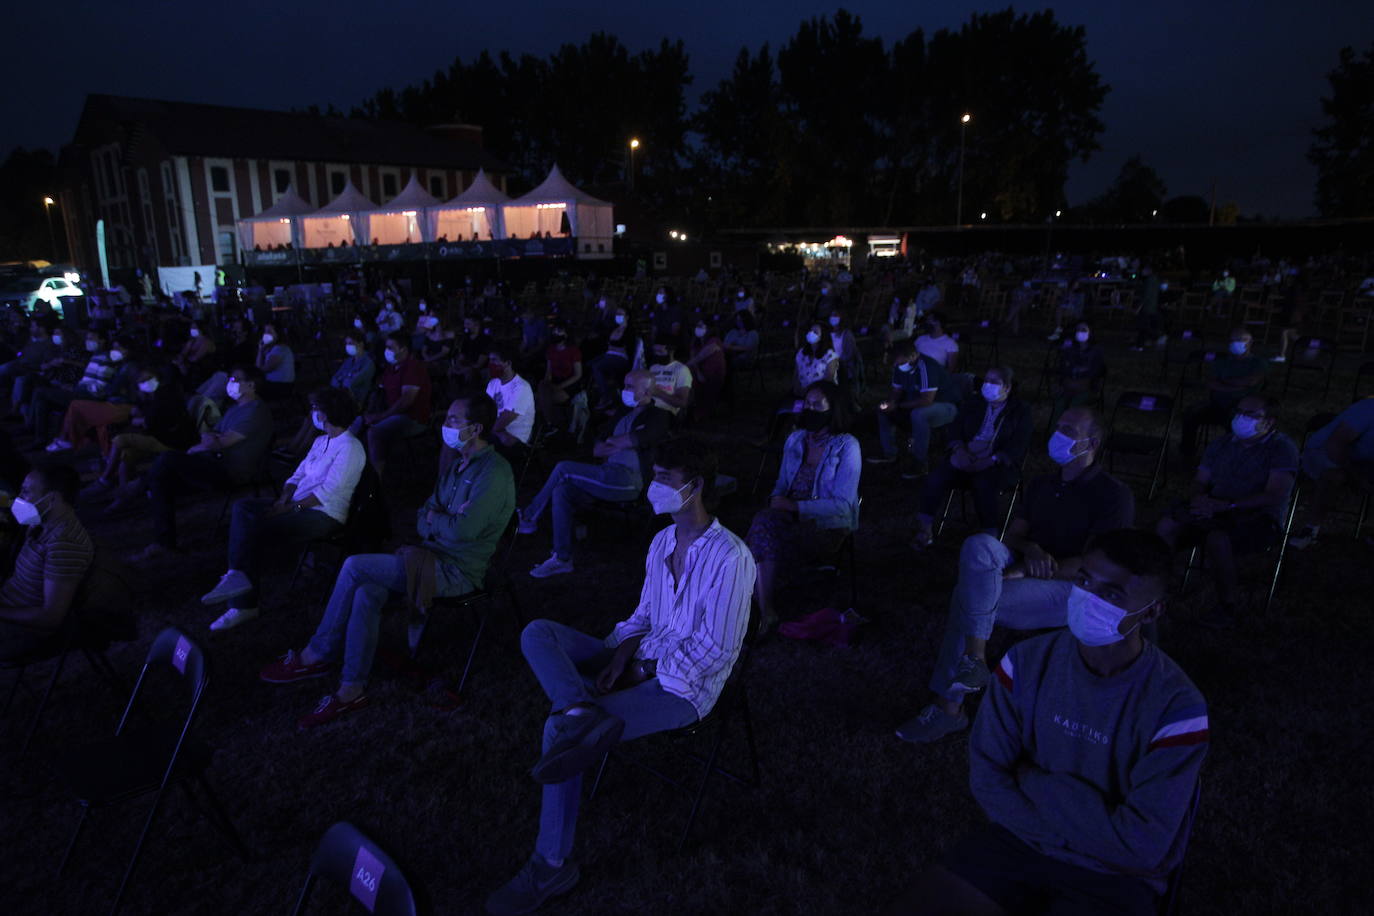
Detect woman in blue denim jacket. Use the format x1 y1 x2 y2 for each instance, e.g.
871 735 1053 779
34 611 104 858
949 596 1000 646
747 380 861 630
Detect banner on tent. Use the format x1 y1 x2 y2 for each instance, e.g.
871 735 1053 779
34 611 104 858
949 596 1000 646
361 244 428 264
495 237 575 258
433 241 497 260
244 249 299 267
299 247 363 265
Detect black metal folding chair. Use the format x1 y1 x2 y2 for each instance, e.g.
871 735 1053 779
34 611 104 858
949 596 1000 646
212 450 281 540
1352 360 1374 404
1280 336 1336 398
933 470 1022 542
289 462 388 599
52 627 250 915
1105 391 1176 502
1180 481 1302 613
1159 328 1207 383
292 821 425 916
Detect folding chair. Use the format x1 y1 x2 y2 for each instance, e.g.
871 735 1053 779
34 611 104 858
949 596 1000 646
292 821 425 916
813 524 859 610
288 462 388 598
1105 391 1176 501
750 407 797 496
1159 328 1207 384
53 627 250 915
1280 336 1336 398
589 599 762 851
1350 360 1374 404
954 320 999 368
933 462 1023 542
1299 412 1372 542
1180 480 1301 614
212 451 281 540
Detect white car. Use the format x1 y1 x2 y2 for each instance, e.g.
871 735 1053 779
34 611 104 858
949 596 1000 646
0 276 83 315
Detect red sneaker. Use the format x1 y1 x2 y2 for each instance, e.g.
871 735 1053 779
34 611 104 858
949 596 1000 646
297 693 370 730
778 607 843 641
259 650 332 684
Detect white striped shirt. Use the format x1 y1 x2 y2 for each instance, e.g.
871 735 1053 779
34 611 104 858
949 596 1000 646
608 519 757 718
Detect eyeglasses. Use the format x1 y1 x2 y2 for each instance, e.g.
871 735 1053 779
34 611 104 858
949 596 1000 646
1234 409 1267 420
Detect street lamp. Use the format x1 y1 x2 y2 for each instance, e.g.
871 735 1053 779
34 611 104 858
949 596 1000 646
628 138 641 191
42 196 58 261
956 113 972 226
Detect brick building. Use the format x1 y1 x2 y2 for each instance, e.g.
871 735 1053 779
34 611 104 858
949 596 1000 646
57 93 511 273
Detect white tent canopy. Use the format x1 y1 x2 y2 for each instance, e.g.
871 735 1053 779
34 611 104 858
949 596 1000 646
237 186 313 251
501 165 613 250
430 168 508 242
366 174 440 244
300 182 374 248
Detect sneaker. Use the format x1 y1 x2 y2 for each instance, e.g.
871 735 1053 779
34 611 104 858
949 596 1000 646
530 707 625 784
778 607 844 641
895 704 969 744
1046 328 1062 342
486 854 580 916
952 655 990 693
1288 525 1319 550
259 649 332 684
865 454 897 465
44 438 73 453
129 542 178 564
297 692 370 730
1129 345 1145 352
530 555 574 579
516 508 538 535
1155 334 1169 348
201 570 253 604
910 525 934 551
1269 355 1286 363
209 606 259 632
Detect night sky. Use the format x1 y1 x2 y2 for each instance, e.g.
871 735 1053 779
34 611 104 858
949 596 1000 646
5 0 1368 218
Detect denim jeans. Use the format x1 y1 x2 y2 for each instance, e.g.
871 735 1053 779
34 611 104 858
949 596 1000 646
877 401 958 462
30 386 77 442
520 619 698 862
147 450 235 548
524 460 641 560
226 497 342 607
306 552 472 686
929 534 1072 700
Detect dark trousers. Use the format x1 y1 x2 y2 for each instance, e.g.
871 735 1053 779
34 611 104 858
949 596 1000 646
920 459 1017 531
0 618 52 662
30 387 77 442
227 497 342 607
148 451 235 548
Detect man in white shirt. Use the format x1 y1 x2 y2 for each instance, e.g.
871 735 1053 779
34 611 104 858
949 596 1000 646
914 311 960 371
485 342 536 455
486 438 757 916
647 336 693 415
200 387 366 631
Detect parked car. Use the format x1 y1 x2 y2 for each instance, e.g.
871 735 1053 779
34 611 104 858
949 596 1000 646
0 275 83 315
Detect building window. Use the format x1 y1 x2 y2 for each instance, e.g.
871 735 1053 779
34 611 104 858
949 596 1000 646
429 175 445 198
217 230 236 265
330 170 347 196
274 168 291 194
382 173 399 199
210 166 230 193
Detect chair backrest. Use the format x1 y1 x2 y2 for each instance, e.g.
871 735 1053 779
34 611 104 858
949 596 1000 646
113 627 211 787
1115 390 1175 416
1301 412 1338 451
292 821 421 916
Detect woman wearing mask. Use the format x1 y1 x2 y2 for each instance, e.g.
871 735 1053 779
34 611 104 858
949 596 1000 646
685 319 726 421
910 367 1031 548
90 368 197 502
281 332 375 458
44 336 141 456
173 321 216 387
724 310 760 369
375 299 404 335
828 311 863 396
416 311 456 368
255 322 296 401
534 323 583 433
792 323 839 396
746 380 861 632
589 305 638 411
1051 321 1107 419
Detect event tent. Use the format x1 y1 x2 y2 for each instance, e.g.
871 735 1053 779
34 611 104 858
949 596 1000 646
429 168 508 242
237 186 313 251
299 182 374 248
366 175 440 245
502 165 613 255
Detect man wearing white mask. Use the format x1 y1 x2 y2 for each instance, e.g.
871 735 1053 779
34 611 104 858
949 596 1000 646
521 370 670 579
1179 327 1266 458
0 465 94 661
1157 395 1297 628
375 299 403 335
201 387 366 631
485 341 536 456
897 406 1133 744
487 437 754 916
361 333 432 476
259 394 513 728
892 530 1206 916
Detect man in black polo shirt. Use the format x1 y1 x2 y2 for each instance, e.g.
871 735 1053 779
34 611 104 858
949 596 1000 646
1158 394 1297 628
897 406 1134 743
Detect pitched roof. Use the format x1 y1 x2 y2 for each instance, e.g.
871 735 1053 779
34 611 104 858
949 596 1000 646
440 168 510 207
244 186 316 220
510 164 610 206
75 94 511 173
371 174 440 213
306 182 376 216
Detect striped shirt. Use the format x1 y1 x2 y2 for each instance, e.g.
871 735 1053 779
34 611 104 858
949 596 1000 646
0 501 95 631
75 353 117 396
608 519 757 719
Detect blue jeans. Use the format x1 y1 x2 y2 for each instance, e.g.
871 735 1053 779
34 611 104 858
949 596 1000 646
307 552 472 686
877 401 958 462
929 534 1072 700
520 619 698 862
524 460 642 560
227 497 342 608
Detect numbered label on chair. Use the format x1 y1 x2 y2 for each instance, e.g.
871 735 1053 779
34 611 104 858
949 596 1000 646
1139 396 1156 411
172 636 191 674
1182 330 1193 339
350 846 385 911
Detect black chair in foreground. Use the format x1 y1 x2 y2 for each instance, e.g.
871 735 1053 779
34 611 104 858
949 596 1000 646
1105 390 1176 502
52 627 249 915
292 821 426 916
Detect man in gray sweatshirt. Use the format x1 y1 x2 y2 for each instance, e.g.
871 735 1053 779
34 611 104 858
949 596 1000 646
890 529 1208 915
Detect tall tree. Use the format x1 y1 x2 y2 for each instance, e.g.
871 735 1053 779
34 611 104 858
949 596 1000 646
1309 42 1374 218
0 148 59 261
1082 155 1168 222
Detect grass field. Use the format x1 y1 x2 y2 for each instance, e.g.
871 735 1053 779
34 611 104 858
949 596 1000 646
2 323 1373 916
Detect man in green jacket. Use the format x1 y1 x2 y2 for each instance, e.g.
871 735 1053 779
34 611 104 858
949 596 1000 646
259 392 515 729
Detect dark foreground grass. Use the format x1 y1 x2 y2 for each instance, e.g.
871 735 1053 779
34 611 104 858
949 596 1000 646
2 329 1373 916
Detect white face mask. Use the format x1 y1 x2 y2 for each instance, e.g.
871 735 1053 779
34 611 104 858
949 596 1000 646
418 302 427 312
981 382 1004 401
828 315 841 327
805 331 821 345
1048 430 1086 465
655 293 666 304
737 291 746 299
311 410 327 431
621 388 639 409
1074 330 1090 343
1229 340 1248 355
647 479 692 515
421 316 439 329
138 378 158 394
695 327 707 338
614 313 626 325
108 349 124 363
441 423 471 449
896 361 913 373
225 381 242 401
10 495 43 527
354 319 364 330
190 328 201 338
385 302 395 311
51 334 63 347
383 349 399 364
1067 584 1149 647
1231 415 1262 439
345 344 359 356
261 333 275 345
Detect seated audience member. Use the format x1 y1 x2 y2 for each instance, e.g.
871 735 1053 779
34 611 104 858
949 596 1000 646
1131 264 1165 351
588 305 638 410
871 338 960 475
890 530 1206 916
747 380 860 631
375 299 404 335
534 322 584 431
12 322 80 421
362 333 433 476
45 336 141 455
258 394 514 728
486 438 756 916
793 323 839 396
1180 327 1266 458
915 311 959 371
1050 321 1106 419
650 285 684 340
1045 280 1087 342
90 368 196 501
255 322 296 401
896 407 1134 744
914 279 942 319
224 317 257 369
1157 395 1297 627
201 388 367 631
417 311 456 367
282 331 376 458
520 370 670 578
0 318 58 403
131 366 274 561
1291 395 1374 549
912 367 1031 547
29 327 118 446
723 310 760 369
485 342 537 458
173 320 216 387
0 465 95 661
685 319 727 420
827 311 862 393
647 336 694 416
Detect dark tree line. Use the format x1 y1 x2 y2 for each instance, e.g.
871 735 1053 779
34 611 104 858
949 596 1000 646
1309 41 1374 218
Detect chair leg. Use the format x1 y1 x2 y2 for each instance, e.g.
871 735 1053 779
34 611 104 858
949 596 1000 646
455 608 489 697
1181 546 1200 594
2 665 25 721
110 788 172 915
739 694 761 785
678 720 728 852
58 806 91 875
190 775 253 861
934 488 956 538
20 647 72 754
588 750 611 800
846 535 857 608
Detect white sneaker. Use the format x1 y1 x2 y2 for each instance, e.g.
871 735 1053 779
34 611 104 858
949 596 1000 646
201 570 253 604
209 606 259 632
517 508 538 535
1156 334 1169 348
530 555 574 578
45 438 73 453
1270 355 1286 363
1046 328 1062 341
